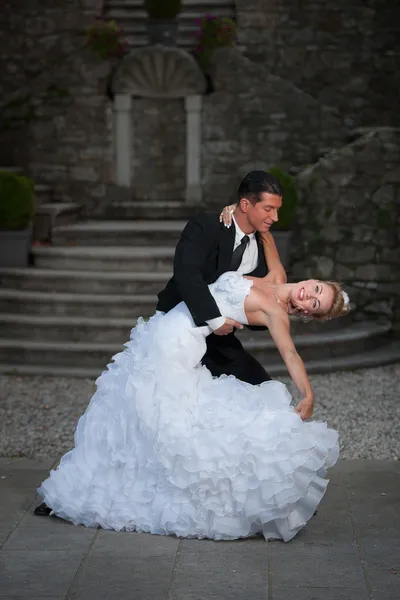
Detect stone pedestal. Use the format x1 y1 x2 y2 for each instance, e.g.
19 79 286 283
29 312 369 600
185 95 202 204
114 94 132 188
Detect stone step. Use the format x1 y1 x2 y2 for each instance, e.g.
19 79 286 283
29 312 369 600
0 314 139 344
107 19 227 33
0 314 278 345
0 313 352 344
106 0 234 19
0 166 23 173
238 322 392 364
0 268 171 294
0 289 157 318
109 201 202 220
117 31 217 49
2 338 399 379
0 339 125 370
105 0 235 48
0 336 398 378
106 0 234 7
52 220 186 247
0 322 392 369
32 246 175 271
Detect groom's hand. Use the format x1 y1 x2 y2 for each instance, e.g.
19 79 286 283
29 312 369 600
214 318 243 336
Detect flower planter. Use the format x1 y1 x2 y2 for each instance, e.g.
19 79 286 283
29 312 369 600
0 227 32 267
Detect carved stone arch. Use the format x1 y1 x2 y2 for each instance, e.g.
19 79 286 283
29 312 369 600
112 46 207 98
112 46 205 204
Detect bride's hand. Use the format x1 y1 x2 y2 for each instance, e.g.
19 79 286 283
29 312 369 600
295 397 314 420
219 204 237 228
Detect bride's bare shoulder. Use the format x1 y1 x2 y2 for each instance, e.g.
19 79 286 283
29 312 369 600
246 278 275 309
246 283 280 319
245 287 289 328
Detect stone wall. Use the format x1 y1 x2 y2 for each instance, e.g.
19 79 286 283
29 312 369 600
0 2 348 210
112 47 346 206
236 0 400 129
0 0 114 215
1 1 398 213
202 48 346 207
291 127 400 329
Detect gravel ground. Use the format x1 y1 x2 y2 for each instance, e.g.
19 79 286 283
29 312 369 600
0 363 399 461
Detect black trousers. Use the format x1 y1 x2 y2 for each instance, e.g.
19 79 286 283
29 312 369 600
202 332 271 385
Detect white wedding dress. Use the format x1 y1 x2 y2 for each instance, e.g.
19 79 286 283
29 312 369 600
38 272 339 542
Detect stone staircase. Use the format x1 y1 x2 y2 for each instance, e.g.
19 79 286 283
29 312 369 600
104 0 235 50
0 220 399 378
108 199 203 221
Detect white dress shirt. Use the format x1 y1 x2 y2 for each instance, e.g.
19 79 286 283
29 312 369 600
207 216 259 331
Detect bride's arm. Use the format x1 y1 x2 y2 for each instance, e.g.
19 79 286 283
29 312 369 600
266 313 314 419
259 231 287 285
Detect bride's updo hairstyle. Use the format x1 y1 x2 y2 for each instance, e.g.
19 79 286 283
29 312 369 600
316 281 351 322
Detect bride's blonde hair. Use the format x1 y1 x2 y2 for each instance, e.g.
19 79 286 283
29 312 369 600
315 281 351 322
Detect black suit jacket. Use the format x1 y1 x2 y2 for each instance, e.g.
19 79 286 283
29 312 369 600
157 212 268 326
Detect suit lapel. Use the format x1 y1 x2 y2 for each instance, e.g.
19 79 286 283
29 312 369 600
256 233 264 267
216 223 235 276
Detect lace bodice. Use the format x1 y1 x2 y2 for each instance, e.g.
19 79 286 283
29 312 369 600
208 271 253 325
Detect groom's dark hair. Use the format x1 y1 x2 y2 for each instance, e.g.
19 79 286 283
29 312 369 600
237 170 283 204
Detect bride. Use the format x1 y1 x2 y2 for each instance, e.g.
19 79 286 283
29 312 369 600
35 239 350 542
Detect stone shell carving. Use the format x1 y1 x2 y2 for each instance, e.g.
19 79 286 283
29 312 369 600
112 46 207 98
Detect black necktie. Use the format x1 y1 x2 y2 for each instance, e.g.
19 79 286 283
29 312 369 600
230 235 250 271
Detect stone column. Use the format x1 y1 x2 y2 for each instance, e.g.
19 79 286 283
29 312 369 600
114 94 132 187
185 94 202 204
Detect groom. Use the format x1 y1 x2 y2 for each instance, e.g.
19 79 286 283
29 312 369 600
157 170 286 384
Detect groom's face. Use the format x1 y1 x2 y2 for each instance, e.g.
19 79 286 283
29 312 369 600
242 193 282 233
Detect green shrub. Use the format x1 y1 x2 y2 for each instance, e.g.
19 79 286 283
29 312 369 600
86 19 125 60
0 170 35 230
144 0 183 19
268 167 298 230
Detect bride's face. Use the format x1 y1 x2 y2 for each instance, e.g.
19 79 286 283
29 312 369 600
288 280 334 316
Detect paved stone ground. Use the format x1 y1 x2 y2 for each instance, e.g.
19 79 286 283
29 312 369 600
0 458 399 600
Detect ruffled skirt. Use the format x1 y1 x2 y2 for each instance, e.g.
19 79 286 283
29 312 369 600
38 304 339 542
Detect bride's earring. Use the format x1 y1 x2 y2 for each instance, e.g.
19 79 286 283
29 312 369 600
301 312 312 323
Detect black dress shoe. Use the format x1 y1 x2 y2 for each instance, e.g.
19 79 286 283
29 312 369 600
34 502 52 516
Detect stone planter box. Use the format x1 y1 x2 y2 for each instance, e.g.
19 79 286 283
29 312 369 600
0 227 32 267
272 230 293 270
